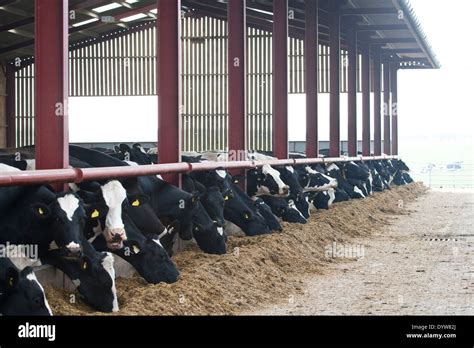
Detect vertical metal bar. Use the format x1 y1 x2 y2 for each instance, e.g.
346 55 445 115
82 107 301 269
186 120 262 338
347 22 357 156
228 0 247 162
6 64 16 148
373 52 382 155
391 65 398 155
383 61 391 155
273 0 288 159
305 0 318 158
157 0 181 184
34 0 69 173
328 1 340 157
361 40 371 156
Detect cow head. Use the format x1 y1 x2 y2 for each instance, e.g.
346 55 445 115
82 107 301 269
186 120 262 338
45 241 119 312
33 192 87 260
0 261 52 316
114 235 180 284
79 180 152 250
254 165 290 196
253 198 282 231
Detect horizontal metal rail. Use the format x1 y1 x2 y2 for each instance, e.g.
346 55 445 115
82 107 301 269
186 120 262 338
0 155 398 187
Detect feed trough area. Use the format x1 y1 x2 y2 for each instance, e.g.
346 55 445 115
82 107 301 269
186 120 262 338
0 0 472 345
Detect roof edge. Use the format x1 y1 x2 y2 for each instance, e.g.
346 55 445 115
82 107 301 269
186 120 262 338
392 0 441 69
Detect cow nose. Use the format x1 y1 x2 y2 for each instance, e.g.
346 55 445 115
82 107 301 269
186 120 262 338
64 245 82 259
105 228 127 250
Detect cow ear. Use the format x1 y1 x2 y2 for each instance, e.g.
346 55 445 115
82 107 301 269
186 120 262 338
30 203 51 219
77 189 98 203
85 204 108 220
4 267 20 290
128 194 150 208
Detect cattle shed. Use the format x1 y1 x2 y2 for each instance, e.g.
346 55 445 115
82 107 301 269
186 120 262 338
0 0 438 184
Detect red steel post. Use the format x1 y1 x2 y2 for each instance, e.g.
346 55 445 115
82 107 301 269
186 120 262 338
373 52 382 155
305 0 319 158
34 0 69 172
383 61 391 155
328 1 340 157
272 0 289 159
157 0 182 185
361 40 371 156
347 20 357 156
391 64 398 155
5 63 16 148
228 0 247 161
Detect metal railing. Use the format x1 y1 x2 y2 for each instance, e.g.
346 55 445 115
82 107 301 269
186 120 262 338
0 155 398 187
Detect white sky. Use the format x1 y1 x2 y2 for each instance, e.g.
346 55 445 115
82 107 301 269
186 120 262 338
69 0 474 163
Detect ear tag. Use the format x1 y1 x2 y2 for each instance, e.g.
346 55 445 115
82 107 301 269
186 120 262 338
91 209 100 219
224 196 229 201
132 245 140 254
132 199 140 207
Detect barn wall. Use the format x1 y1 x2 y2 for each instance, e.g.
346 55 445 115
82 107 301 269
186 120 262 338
11 16 362 152
0 64 6 148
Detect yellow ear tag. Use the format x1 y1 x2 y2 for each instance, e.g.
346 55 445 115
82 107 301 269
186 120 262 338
82 261 88 270
224 196 229 201
38 207 44 215
132 199 140 207
91 209 99 219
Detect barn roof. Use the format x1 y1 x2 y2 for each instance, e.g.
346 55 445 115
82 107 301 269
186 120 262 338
0 0 439 69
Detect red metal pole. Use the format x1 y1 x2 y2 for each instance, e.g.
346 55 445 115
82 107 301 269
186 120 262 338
391 65 398 155
272 0 288 159
228 0 247 161
5 63 16 148
383 61 391 155
361 40 371 156
157 0 182 185
0 155 401 188
328 1 340 157
347 20 357 156
373 52 382 155
34 0 69 172
305 0 318 158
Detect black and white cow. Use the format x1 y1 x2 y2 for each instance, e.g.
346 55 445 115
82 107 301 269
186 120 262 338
182 175 227 254
252 198 283 231
326 163 366 199
275 166 311 219
0 257 52 316
246 164 289 197
78 182 180 283
260 195 307 224
0 168 119 312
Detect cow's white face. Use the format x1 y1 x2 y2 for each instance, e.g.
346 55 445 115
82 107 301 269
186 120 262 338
261 164 289 196
216 170 227 179
57 194 80 222
101 181 127 249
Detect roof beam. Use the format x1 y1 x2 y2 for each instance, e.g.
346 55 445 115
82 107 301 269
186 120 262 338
341 8 398 15
380 48 423 54
369 37 416 44
355 24 408 31
0 17 34 32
